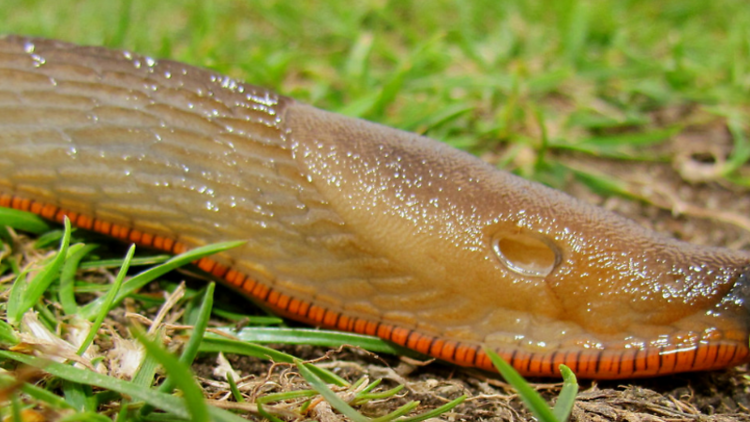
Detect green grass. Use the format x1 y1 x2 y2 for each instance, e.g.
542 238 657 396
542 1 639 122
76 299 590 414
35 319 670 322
1 0 748 420
0 214 468 420
485 349 578 422
2 0 748 189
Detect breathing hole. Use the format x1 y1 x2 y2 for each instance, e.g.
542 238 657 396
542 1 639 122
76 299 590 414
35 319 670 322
492 232 560 277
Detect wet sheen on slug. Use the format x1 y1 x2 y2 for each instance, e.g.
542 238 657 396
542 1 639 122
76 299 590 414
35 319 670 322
0 35 748 378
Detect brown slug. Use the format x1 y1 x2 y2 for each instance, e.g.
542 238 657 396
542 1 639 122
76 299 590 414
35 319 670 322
0 35 748 379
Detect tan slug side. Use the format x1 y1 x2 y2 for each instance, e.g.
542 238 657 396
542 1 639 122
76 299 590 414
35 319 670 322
0 35 749 379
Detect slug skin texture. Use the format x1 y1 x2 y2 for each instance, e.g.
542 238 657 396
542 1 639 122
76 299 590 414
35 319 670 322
0 35 748 378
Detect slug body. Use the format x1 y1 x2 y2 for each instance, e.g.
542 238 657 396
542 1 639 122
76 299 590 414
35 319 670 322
1 36 749 379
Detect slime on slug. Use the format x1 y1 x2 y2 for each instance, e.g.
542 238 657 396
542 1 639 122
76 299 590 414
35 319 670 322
0 35 749 378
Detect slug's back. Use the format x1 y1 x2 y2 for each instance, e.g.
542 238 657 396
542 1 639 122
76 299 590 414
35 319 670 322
0 35 749 378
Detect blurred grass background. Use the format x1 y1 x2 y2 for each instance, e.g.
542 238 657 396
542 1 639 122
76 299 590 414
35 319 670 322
2 0 749 186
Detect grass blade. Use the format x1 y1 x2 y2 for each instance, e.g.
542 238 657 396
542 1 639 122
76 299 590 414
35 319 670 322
165 282 215 388
552 365 578 422
0 374 74 410
8 218 71 325
131 327 210 422
226 326 409 355
296 360 370 422
58 243 99 315
484 348 560 422
0 350 190 417
80 240 244 319
77 245 134 356
371 401 419 422
140 282 217 417
62 380 95 412
199 336 301 363
199 337 349 386
10 393 22 422
0 319 19 346
0 207 50 234
396 395 466 422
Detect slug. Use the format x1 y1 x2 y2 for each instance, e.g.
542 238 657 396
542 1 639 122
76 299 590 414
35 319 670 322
0 35 748 379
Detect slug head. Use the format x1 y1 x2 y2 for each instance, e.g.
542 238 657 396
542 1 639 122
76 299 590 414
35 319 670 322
286 103 750 355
